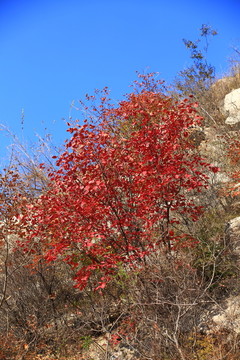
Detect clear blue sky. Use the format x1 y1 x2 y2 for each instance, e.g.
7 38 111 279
0 0 239 166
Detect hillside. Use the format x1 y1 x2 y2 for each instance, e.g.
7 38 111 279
1 67 240 360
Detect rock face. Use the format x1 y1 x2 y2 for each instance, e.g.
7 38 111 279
224 88 240 124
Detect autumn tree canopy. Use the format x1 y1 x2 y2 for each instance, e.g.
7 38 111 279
18 74 217 290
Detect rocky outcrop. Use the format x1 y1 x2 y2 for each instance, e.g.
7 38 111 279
224 88 240 125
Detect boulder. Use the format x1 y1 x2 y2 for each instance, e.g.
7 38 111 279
224 88 240 124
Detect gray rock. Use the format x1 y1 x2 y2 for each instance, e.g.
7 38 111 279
224 88 240 124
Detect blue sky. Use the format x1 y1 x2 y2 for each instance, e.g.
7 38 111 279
0 0 239 166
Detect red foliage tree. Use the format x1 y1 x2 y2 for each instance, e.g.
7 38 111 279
18 74 216 290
